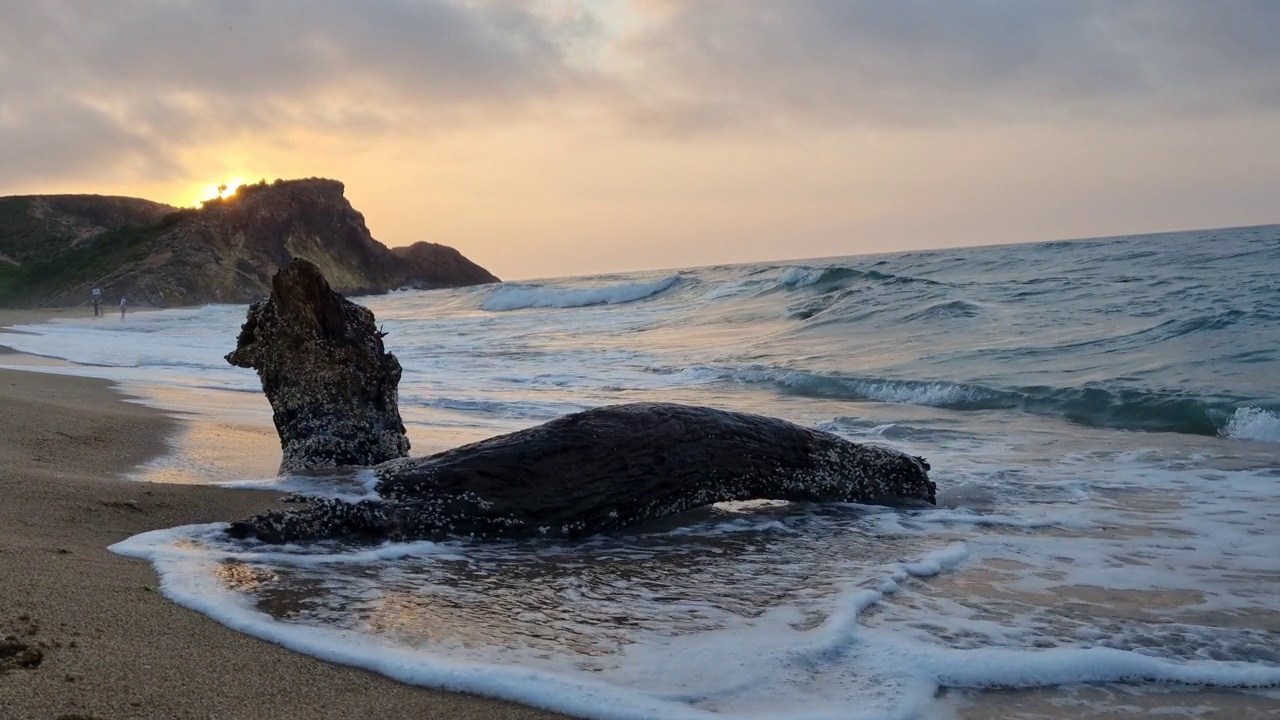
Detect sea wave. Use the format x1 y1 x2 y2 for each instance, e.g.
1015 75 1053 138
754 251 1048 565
901 300 983 322
728 366 1278 439
731 368 1004 408
482 276 679 311
405 396 588 421
778 266 868 288
1147 310 1247 339
1221 407 1280 443
786 289 862 320
775 265 938 291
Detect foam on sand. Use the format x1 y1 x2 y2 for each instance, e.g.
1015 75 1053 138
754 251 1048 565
110 499 1280 720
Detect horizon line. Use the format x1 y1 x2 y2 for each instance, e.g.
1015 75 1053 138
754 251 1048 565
497 221 1280 283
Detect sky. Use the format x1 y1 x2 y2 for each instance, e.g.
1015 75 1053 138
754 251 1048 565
2 1 1277 280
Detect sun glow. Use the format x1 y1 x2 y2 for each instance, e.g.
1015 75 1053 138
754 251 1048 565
193 177 245 205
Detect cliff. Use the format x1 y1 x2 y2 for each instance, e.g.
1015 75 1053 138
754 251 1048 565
392 241 500 288
0 178 498 307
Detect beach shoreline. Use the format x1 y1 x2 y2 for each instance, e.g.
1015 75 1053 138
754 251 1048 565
0 307 129 328
0 318 1276 718
0 362 570 720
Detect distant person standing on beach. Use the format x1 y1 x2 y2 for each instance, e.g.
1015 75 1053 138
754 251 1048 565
119 296 127 319
91 288 102 317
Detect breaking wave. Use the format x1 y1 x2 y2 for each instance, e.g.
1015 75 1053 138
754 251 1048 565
1222 407 1280 443
775 266 937 291
483 276 679 311
777 266 870 288
728 367 1278 439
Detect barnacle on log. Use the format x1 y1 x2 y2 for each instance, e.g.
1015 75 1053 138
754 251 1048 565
225 259 410 472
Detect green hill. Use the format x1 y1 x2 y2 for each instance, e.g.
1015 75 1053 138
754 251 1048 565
0 179 498 307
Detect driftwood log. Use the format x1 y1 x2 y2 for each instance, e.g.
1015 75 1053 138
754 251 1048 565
225 259 410 472
225 259 935 543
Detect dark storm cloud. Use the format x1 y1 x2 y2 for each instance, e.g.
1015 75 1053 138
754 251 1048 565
0 0 584 183
625 1 1280 130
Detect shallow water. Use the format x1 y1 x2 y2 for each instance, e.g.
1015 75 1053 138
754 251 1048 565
7 225 1280 718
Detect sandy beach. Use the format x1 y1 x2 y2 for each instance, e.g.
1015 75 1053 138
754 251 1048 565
0 361 569 720
0 308 119 329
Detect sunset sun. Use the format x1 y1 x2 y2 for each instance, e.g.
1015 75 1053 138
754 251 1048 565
194 177 245 204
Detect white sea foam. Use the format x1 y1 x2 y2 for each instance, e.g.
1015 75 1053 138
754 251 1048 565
111 509 1280 720
849 380 990 406
482 276 679 311
110 526 969 719
1222 406 1280 443
223 467 383 502
0 306 256 396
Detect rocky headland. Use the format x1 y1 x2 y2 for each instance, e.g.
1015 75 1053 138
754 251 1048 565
0 178 498 307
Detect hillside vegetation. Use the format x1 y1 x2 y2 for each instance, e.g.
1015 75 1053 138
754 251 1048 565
0 179 498 307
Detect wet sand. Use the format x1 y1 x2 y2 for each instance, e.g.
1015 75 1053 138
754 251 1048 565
0 307 116 329
942 560 1280 719
0 366 568 720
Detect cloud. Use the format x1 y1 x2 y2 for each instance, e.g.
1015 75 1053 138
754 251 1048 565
620 1 1280 131
0 97 181 183
1 0 1277 186
0 0 586 184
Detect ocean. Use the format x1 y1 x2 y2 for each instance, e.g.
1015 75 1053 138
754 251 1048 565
3 224 1278 718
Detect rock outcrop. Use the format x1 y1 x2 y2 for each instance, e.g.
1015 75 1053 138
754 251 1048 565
0 178 498 308
225 262 937 543
226 259 411 472
392 241 499 288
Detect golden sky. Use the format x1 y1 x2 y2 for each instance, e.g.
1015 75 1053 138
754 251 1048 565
2 1 1277 279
